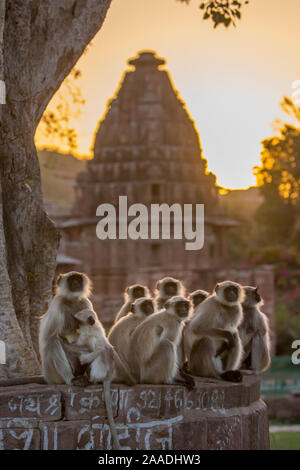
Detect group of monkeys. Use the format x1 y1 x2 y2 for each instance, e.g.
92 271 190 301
39 272 271 449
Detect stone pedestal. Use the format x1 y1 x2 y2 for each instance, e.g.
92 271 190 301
0 374 269 450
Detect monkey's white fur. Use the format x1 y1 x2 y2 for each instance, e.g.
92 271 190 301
73 309 113 381
214 280 244 307
56 273 92 300
73 308 136 385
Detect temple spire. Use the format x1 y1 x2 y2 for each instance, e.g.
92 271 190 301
128 50 166 69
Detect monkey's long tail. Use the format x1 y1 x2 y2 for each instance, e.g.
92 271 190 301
103 380 121 450
112 349 136 386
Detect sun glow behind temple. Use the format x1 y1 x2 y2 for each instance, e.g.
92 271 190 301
35 0 300 189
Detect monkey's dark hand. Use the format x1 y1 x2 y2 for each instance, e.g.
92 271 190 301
216 332 236 357
71 375 90 387
183 376 196 391
220 370 243 383
181 361 191 374
226 331 237 349
178 365 195 391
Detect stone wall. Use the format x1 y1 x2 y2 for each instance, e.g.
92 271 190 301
265 391 300 420
0 374 269 450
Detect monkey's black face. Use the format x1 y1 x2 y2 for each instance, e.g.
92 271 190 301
164 281 178 296
132 286 145 299
87 316 95 325
175 300 189 318
193 294 206 308
224 286 239 303
254 291 261 303
67 274 84 292
243 288 261 307
141 300 154 316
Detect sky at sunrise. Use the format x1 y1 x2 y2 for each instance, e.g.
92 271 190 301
35 0 300 189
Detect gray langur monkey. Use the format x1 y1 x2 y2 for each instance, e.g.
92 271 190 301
129 296 191 385
39 272 93 385
73 308 136 450
108 297 155 367
239 286 271 373
184 281 244 382
154 277 185 310
176 289 209 378
189 289 210 312
114 284 151 323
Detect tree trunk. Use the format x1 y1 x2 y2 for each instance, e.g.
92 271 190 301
0 194 40 378
0 0 112 377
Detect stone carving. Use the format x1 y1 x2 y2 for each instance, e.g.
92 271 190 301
0 375 269 450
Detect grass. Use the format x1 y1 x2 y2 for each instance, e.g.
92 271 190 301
270 432 300 450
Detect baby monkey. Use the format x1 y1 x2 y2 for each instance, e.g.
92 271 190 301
74 308 136 450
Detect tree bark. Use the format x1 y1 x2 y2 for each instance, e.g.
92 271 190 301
0 195 41 378
0 0 112 377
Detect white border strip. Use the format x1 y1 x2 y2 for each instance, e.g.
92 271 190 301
0 79 5 104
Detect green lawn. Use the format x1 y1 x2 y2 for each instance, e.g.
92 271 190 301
270 432 300 450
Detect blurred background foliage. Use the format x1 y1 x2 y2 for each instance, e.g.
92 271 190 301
177 0 249 28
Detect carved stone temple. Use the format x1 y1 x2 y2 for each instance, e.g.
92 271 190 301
56 51 275 328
